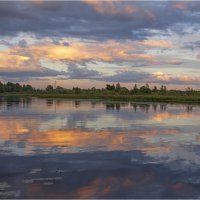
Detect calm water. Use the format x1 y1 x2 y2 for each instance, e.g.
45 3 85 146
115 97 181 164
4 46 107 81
0 97 200 198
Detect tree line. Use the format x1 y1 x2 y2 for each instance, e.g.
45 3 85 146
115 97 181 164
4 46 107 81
0 81 198 96
0 82 34 92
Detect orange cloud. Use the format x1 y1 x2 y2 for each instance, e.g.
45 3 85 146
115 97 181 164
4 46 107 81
0 40 157 72
0 39 187 77
142 40 174 49
0 52 32 72
172 2 197 10
173 2 189 10
152 72 171 81
152 71 200 84
84 1 136 16
28 41 155 63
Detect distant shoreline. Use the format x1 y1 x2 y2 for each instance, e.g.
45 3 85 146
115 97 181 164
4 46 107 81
1 93 200 104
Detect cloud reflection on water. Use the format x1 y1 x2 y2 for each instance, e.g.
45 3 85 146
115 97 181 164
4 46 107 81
0 98 200 198
0 98 200 162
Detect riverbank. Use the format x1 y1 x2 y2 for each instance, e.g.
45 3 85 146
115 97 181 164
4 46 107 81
1 92 200 103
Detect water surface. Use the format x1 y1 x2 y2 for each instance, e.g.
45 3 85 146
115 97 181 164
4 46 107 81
0 97 200 198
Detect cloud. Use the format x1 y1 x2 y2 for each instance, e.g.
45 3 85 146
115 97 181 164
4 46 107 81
172 2 190 10
171 2 199 11
0 40 157 72
0 39 12 47
18 39 28 48
152 71 200 85
84 1 137 16
162 60 183 65
67 64 101 79
98 70 153 83
0 68 68 82
183 41 200 50
0 51 33 72
96 70 200 86
0 1 199 87
27 41 156 63
0 57 199 86
0 38 185 82
142 40 174 49
0 1 200 41
197 54 200 59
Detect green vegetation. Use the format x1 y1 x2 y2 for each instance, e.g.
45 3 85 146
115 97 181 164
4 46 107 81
0 81 200 103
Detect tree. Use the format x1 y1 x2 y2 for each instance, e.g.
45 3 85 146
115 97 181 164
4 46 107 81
130 84 138 94
115 83 121 92
145 83 150 89
139 84 151 94
55 86 65 93
23 84 33 92
15 83 22 92
0 81 4 93
152 86 158 93
106 84 115 91
46 85 54 92
160 85 167 94
119 87 129 95
185 87 194 96
5 82 15 92
73 87 81 94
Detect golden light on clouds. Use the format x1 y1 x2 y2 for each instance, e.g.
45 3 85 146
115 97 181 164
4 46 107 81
0 38 198 86
0 40 158 73
143 40 174 49
0 1 199 89
152 72 164 76
0 52 32 71
151 71 200 84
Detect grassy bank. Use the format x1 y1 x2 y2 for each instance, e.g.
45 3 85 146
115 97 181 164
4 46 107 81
1 92 200 103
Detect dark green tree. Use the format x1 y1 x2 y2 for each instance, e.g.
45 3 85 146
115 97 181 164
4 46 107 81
115 83 121 92
106 84 115 91
130 84 138 94
160 85 167 94
15 83 22 92
23 84 33 92
73 87 81 94
152 86 158 93
139 84 151 94
0 81 4 93
46 85 54 92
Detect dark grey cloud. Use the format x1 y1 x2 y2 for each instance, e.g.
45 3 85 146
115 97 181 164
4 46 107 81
0 39 12 46
67 64 101 79
52 39 70 46
98 71 200 86
63 42 70 46
99 70 153 83
18 39 28 48
0 68 68 82
183 41 200 50
0 65 101 82
1 1 200 41
1 65 199 86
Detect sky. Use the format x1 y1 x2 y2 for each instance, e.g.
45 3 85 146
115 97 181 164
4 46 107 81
0 1 200 89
